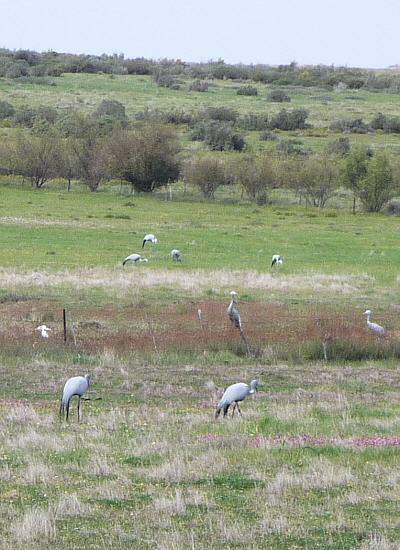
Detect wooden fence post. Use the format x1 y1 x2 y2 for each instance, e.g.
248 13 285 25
63 308 67 343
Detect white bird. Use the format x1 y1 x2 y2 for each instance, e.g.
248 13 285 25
271 254 283 267
227 291 242 330
215 380 258 418
363 310 385 336
171 249 182 262
36 325 52 338
122 253 148 266
60 374 90 421
142 234 158 248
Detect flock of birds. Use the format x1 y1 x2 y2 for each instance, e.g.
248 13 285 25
32 232 386 421
60 372 259 421
122 233 183 265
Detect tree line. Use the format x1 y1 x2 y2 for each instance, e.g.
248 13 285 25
0 107 398 212
1 48 400 91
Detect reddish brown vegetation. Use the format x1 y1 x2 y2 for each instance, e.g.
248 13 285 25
0 299 396 358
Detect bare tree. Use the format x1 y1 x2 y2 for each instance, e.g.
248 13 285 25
9 131 61 188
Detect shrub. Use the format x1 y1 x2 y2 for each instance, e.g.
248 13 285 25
276 139 306 156
268 89 291 102
293 154 339 207
5 60 30 78
330 118 369 133
153 71 181 90
0 100 15 119
125 58 154 75
189 80 209 92
201 106 238 123
237 85 258 96
370 112 387 130
238 113 269 131
227 154 277 202
368 112 400 133
358 152 395 212
269 108 309 130
135 108 165 123
163 110 193 125
92 99 128 130
191 120 245 151
13 106 37 127
384 198 400 216
184 155 226 198
104 124 181 193
326 137 351 156
259 130 278 141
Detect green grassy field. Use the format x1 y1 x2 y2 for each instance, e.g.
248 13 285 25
0 186 400 548
2 73 400 155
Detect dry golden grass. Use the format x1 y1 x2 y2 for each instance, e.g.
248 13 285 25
10 507 56 544
0 266 371 294
55 493 89 518
268 458 356 494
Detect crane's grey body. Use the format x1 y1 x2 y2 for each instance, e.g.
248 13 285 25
363 310 385 336
60 374 90 421
215 380 258 418
227 291 242 330
271 254 283 267
122 253 148 265
142 234 158 248
171 249 182 262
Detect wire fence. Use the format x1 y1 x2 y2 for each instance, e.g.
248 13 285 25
0 300 398 359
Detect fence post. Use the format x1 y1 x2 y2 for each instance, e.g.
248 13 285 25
63 308 67 343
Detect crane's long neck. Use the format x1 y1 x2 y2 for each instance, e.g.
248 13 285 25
366 312 371 323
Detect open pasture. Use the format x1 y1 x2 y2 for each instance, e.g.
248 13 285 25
2 72 400 154
0 186 400 548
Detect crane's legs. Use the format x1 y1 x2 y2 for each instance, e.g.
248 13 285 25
231 403 236 417
77 397 81 422
236 403 242 416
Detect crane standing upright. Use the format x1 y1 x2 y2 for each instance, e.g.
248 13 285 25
363 310 385 336
227 291 251 355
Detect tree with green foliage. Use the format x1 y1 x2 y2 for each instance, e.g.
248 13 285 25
92 99 128 131
104 123 180 193
227 155 277 203
184 155 226 199
357 153 396 212
0 100 15 119
299 154 339 208
9 131 61 188
342 146 372 213
191 120 245 151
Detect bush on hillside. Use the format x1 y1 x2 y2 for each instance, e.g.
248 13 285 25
330 118 369 133
0 100 15 119
237 85 258 96
268 108 309 130
268 89 291 102
326 137 351 156
189 80 209 92
191 120 245 151
183 155 227 199
238 113 269 131
201 106 238 123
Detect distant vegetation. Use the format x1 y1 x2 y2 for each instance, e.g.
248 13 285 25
0 48 400 212
1 48 400 91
